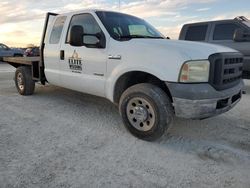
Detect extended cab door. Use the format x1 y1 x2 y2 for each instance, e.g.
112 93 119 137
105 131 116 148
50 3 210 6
44 15 67 85
58 13 107 97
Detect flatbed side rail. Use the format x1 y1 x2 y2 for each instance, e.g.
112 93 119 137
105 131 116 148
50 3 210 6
2 57 38 66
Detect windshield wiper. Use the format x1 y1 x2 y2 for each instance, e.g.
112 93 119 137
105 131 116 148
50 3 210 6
119 35 164 39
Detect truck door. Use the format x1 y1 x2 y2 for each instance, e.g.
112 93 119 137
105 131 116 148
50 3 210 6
44 15 67 86
59 13 107 97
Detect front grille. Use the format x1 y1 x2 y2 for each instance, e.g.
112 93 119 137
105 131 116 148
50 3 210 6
209 53 243 91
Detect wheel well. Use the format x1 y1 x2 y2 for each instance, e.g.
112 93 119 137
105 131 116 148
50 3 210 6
8 62 20 68
113 71 173 104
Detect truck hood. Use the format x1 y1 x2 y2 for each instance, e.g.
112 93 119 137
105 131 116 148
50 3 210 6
108 38 238 82
125 39 237 60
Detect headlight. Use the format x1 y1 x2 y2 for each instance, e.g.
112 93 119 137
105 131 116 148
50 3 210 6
179 60 210 83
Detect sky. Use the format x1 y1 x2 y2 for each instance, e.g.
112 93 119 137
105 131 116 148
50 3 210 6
0 0 249 47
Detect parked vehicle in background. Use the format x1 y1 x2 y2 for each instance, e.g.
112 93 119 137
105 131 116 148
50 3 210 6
179 16 250 78
0 43 23 59
24 47 40 57
2 10 244 140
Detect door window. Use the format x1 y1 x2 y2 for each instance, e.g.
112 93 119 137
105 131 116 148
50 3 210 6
49 16 67 44
185 25 208 41
213 23 240 40
66 14 103 44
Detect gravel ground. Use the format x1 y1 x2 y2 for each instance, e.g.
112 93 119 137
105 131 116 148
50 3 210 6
0 63 250 188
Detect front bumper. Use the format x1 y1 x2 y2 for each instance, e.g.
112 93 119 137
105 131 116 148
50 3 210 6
166 80 244 119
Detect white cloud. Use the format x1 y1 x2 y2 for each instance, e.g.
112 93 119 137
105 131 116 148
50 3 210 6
157 25 182 39
119 0 214 17
196 7 210 12
211 12 250 21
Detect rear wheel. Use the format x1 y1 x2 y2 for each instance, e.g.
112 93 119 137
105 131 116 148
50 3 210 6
119 83 174 141
15 66 35 95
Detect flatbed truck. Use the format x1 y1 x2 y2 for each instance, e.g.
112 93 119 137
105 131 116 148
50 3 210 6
2 10 244 140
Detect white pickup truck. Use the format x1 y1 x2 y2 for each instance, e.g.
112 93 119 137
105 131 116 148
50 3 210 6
3 10 244 140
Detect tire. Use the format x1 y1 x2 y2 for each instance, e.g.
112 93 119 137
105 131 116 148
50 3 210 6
15 66 35 95
119 83 174 141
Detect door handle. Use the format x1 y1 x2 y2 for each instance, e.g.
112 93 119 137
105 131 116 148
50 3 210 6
108 55 121 60
60 50 64 60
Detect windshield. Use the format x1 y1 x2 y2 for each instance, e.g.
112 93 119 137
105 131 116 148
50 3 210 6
96 11 164 41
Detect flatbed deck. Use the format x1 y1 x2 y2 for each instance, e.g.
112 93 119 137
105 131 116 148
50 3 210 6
2 56 44 82
3 56 40 66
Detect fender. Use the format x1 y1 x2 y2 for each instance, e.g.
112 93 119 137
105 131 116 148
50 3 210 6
105 64 168 102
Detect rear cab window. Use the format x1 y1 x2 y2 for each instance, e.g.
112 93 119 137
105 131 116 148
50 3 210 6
185 24 208 41
49 16 67 44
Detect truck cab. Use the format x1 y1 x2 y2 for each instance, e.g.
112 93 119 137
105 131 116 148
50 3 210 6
179 16 250 78
44 12 108 97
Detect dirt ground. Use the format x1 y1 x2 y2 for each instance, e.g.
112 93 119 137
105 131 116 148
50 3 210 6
0 63 250 188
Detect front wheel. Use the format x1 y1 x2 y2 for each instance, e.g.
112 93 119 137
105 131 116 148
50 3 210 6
119 83 174 141
15 66 35 95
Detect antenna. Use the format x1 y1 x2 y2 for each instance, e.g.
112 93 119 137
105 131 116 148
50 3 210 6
119 0 121 10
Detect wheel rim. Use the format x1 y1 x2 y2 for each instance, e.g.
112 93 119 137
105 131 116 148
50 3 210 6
17 72 24 91
126 97 156 131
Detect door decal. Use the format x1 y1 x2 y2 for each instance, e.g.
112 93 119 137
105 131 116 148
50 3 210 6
68 50 82 73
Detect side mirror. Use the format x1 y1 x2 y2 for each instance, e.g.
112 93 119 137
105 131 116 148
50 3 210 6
69 25 84 46
234 28 250 42
69 25 105 48
83 32 106 48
